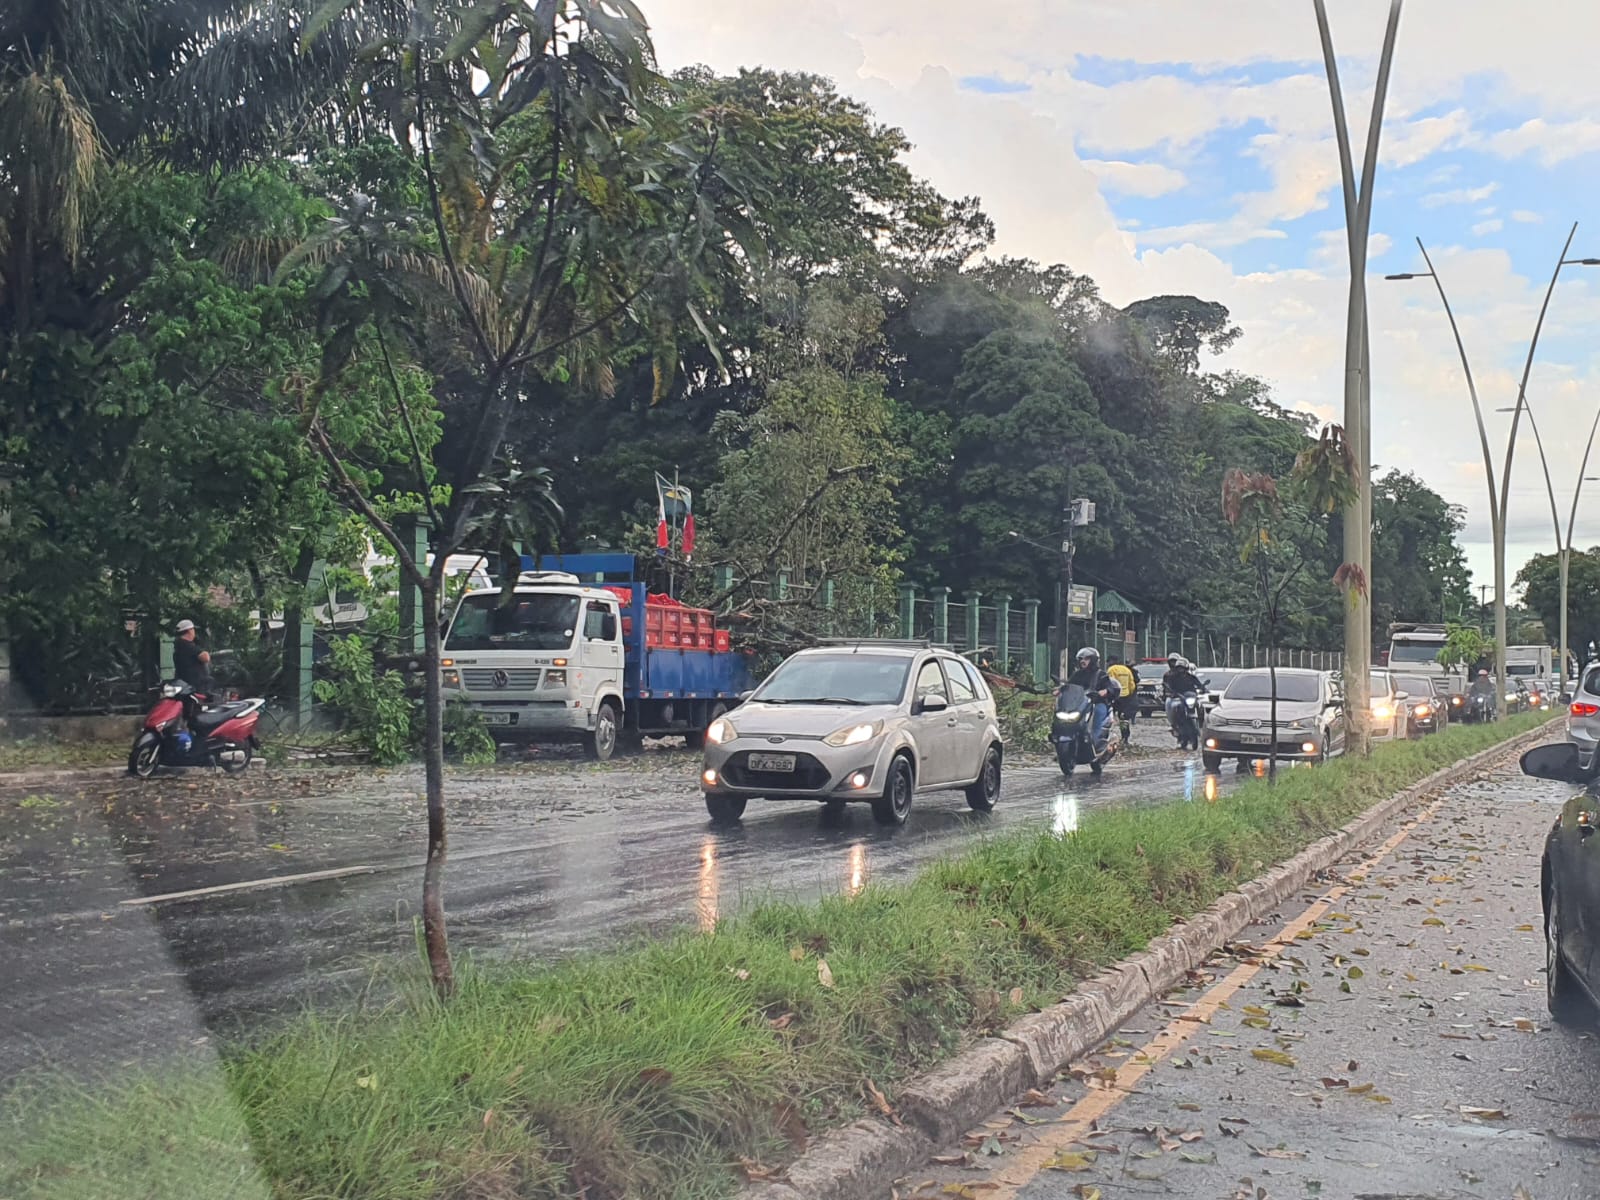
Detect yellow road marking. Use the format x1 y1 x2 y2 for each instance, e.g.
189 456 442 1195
985 797 1446 1194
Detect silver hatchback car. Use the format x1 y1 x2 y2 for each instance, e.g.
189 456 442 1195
700 641 1004 826
1568 663 1600 773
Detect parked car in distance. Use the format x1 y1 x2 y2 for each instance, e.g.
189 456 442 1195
700 640 1003 827
1201 668 1346 773
1136 659 1168 717
1390 672 1446 736
1519 742 1600 1023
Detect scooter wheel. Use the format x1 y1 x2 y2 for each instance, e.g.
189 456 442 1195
219 744 253 775
129 741 159 779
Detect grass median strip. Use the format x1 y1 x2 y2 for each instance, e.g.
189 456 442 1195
3 714 1548 1200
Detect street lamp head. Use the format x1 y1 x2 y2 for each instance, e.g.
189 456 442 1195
1564 258 1600 266
1383 272 1423 280
1006 530 1021 538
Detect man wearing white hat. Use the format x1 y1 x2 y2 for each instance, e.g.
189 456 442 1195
174 619 212 694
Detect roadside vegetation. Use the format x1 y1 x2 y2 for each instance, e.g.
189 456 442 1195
2 714 1547 1200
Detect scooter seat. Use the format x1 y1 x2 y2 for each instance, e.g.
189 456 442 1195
192 702 253 731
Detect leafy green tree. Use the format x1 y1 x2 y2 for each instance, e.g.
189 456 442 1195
1518 548 1600 666
1369 470 1473 633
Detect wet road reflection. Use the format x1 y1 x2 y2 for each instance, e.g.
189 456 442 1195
1 752 1223 1077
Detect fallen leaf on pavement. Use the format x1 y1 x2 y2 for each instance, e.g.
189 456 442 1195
1423 917 1446 927
1072 1187 1102 1200
864 1079 892 1115
1180 1150 1218 1164
943 1185 999 1197
1250 1143 1308 1160
1320 1077 1349 1089
1514 923 1535 932
1252 1048 1297 1067
1043 1150 1098 1172
1460 1106 1509 1120
1018 1088 1053 1107
930 1154 968 1166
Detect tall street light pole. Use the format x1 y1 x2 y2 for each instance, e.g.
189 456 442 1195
1315 0 1403 755
1386 227 1597 713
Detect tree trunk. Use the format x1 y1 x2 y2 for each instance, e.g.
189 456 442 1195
1268 638 1279 784
419 577 453 997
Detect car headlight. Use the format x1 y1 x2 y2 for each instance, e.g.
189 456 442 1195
824 720 882 747
1287 719 1307 731
1057 711 1082 722
544 670 566 687
1414 703 1431 717
1506 692 1517 701
706 718 737 745
1451 695 1464 706
442 668 461 688
1372 704 1393 720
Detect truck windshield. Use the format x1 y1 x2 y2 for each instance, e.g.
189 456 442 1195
446 593 579 652
756 653 911 705
1388 642 1443 665
1505 663 1539 676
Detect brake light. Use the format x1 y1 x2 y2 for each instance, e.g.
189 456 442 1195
1571 702 1599 717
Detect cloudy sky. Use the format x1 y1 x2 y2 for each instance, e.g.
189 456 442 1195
645 0 1600 602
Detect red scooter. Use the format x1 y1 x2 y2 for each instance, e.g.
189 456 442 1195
128 680 264 777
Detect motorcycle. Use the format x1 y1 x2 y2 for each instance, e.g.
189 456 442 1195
1463 691 1496 725
1053 683 1120 777
1165 690 1203 751
128 680 264 778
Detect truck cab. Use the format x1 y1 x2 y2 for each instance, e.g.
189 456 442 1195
440 554 752 759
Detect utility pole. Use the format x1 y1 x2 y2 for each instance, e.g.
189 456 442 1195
1057 463 1074 680
1315 0 1403 754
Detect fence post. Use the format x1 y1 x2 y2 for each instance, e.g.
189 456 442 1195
932 586 951 644
964 590 982 656
898 583 917 640
995 594 1012 672
820 579 836 635
712 564 734 597
771 569 790 603
159 634 175 680
1022 598 1041 679
396 514 429 656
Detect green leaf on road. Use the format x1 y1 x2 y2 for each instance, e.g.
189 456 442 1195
1251 1048 1296 1067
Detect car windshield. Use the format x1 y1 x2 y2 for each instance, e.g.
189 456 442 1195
1224 672 1320 703
1394 676 1434 697
1388 642 1443 665
754 652 911 705
445 592 580 651
1203 669 1238 689
1370 673 1393 696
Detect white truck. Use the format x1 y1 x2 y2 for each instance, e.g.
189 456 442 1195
1386 623 1470 709
1504 643 1556 696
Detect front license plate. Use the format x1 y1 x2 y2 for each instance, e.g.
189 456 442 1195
748 753 796 772
483 712 515 726
1238 733 1270 746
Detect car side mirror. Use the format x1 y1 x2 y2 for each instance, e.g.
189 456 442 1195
736 690 754 704
1521 742 1590 784
1395 691 1410 701
917 693 949 714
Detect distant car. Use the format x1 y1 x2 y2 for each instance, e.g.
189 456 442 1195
1201 668 1346 772
1195 667 1241 709
1136 659 1168 717
1368 671 1405 742
700 641 1003 826
1520 741 1600 1024
1567 665 1600 774
1390 672 1446 736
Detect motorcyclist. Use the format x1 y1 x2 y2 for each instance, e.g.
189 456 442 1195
1469 667 1498 718
1161 654 1204 700
1106 657 1139 743
1065 647 1119 748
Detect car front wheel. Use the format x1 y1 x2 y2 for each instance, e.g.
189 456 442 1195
965 744 1001 813
705 793 748 825
1546 875 1595 1025
872 755 914 826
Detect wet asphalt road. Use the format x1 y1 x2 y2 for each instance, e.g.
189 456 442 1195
0 740 1222 1082
909 754 1600 1200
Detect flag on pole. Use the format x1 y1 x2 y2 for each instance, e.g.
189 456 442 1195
655 472 694 559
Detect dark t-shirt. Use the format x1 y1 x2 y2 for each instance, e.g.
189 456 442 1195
174 638 211 691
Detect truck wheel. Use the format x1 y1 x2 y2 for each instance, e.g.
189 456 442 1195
684 703 727 751
585 701 619 761
705 793 747 824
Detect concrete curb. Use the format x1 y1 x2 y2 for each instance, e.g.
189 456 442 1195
741 721 1558 1200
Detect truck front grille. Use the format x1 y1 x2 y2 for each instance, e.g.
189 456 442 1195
463 668 543 690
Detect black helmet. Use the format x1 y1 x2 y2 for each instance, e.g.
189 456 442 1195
1076 647 1100 667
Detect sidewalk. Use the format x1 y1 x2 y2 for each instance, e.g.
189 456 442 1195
905 758 1600 1200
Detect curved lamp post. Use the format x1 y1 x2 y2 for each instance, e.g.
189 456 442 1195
1385 225 1599 708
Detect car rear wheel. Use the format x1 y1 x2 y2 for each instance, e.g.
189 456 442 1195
871 755 914 826
965 744 1002 812
1546 878 1595 1025
705 793 747 825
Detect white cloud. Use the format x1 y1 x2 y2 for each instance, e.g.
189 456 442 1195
1421 183 1499 208
1512 210 1544 224
1484 117 1600 166
1081 159 1189 198
1472 218 1504 236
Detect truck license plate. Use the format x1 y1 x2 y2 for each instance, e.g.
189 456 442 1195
1239 733 1269 746
483 712 515 726
748 753 795 772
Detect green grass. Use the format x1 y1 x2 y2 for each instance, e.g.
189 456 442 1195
1 714 1548 1200
0 737 126 772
